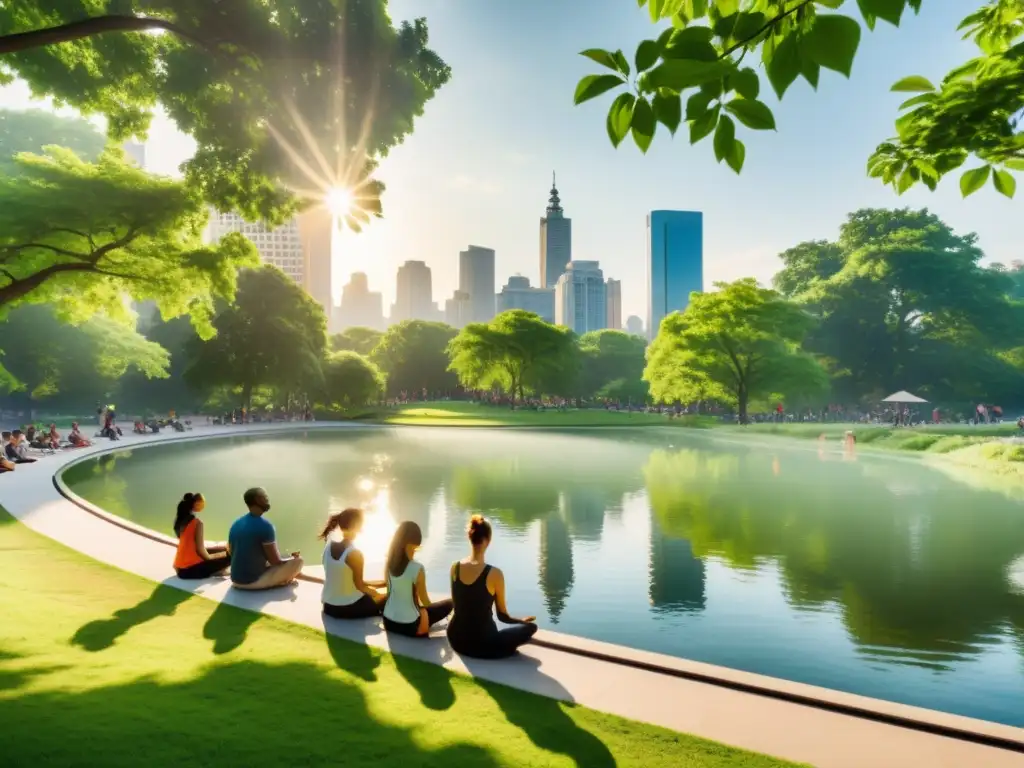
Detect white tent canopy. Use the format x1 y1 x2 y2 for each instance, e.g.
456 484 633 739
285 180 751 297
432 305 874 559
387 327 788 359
881 390 928 404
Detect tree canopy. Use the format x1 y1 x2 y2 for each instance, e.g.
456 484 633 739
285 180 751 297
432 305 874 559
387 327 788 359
0 1 450 221
371 320 458 397
574 0 1022 198
331 326 384 357
775 207 1024 402
0 304 168 410
0 108 105 171
0 147 258 330
447 311 579 402
320 351 384 410
578 329 650 402
184 266 327 408
645 278 827 421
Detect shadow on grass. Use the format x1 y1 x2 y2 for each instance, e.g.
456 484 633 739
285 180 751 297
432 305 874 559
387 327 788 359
0 658 504 768
71 581 192 652
202 582 302 655
322 615 383 683
0 648 72 692
389 635 456 711
464 654 617 768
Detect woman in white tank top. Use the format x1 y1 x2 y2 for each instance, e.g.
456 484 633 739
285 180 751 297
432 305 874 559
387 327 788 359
320 508 386 619
382 521 452 637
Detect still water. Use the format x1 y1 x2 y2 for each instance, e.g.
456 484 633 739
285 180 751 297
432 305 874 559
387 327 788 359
63 427 1024 726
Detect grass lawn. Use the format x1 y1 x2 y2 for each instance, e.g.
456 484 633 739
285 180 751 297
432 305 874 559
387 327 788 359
357 401 712 429
0 508 800 768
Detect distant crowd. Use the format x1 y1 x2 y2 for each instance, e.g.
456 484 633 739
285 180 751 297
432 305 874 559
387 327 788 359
1 422 93 474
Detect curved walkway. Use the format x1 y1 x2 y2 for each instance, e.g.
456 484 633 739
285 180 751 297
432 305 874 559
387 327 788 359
2 423 1022 768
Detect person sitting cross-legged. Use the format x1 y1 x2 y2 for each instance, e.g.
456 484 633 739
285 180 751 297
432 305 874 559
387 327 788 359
4 430 36 464
382 521 452 637
447 515 538 659
320 507 387 619
173 492 231 579
227 487 304 590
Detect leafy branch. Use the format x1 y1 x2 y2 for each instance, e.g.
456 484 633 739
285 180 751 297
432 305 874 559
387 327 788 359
573 0 1021 198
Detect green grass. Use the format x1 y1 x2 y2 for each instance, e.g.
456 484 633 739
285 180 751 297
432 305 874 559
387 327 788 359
0 507 799 768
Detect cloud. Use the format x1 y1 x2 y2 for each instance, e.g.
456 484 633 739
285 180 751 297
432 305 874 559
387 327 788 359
449 174 501 195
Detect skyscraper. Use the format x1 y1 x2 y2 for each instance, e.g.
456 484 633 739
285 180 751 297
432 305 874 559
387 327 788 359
606 278 622 331
298 207 334 319
539 172 571 289
391 260 435 323
555 261 607 334
647 210 703 340
206 211 304 284
444 290 472 328
336 272 385 331
458 245 496 323
496 275 555 323
625 315 644 337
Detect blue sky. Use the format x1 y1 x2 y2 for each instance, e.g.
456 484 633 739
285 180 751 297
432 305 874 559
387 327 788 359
2 1 1018 320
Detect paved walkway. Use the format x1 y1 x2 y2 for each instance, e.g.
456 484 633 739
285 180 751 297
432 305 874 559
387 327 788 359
2 424 1023 768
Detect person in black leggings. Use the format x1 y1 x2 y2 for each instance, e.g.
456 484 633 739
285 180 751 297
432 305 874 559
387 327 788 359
447 515 537 659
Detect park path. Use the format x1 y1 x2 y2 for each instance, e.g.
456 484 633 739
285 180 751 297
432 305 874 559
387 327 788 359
1 423 1022 768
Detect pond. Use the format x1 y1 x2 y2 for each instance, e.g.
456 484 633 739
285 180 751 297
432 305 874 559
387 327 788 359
62 426 1024 726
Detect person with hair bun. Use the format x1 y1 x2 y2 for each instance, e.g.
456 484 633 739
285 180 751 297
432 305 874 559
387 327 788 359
320 508 387 619
172 492 231 579
446 514 537 659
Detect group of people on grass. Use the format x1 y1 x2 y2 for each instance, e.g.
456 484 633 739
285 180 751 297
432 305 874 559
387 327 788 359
173 488 538 659
1 423 92 474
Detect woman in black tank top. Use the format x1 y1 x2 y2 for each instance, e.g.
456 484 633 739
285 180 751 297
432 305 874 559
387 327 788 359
447 515 538 659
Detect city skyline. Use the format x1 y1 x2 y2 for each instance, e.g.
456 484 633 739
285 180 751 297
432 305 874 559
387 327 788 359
1 2 1015 321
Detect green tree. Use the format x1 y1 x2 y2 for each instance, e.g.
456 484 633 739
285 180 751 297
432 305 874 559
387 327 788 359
320 351 384 410
331 327 384 357
0 147 257 328
578 329 648 401
645 278 827 422
447 311 578 402
0 304 169 415
116 312 204 413
371 320 458 397
772 240 844 298
0 1 450 221
574 1 1022 198
784 208 1024 401
0 108 105 172
184 267 327 409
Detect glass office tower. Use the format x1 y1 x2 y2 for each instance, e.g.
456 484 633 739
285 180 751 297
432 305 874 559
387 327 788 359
646 211 703 340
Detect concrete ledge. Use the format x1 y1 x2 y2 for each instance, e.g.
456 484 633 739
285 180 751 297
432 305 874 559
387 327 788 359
3 423 1023 768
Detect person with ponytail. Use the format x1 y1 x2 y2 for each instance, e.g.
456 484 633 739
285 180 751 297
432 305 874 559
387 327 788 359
446 514 537 659
382 521 453 637
172 492 231 579
320 508 387 619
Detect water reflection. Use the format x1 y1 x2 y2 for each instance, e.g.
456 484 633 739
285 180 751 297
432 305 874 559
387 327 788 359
63 428 1024 725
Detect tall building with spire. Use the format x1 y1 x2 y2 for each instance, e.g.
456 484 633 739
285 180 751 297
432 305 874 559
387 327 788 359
539 172 572 289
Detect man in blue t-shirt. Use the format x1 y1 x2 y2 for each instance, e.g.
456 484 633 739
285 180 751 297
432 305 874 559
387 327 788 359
227 487 304 589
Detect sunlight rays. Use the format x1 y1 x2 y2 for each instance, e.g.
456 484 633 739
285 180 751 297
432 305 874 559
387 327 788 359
262 18 384 234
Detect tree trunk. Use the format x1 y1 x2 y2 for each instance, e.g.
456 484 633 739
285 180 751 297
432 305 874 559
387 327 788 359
242 381 253 412
738 388 749 425
0 15 202 56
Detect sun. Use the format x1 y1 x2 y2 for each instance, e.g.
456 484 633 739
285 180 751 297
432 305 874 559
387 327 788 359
324 186 354 217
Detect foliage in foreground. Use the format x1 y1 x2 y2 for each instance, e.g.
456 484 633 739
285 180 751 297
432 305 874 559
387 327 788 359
0 147 258 326
575 0 1023 198
0 0 451 222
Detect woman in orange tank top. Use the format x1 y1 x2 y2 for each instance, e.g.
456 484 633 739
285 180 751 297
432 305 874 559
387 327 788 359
173 492 231 579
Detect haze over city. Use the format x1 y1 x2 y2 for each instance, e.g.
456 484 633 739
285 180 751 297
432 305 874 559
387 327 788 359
1 1 1016 323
